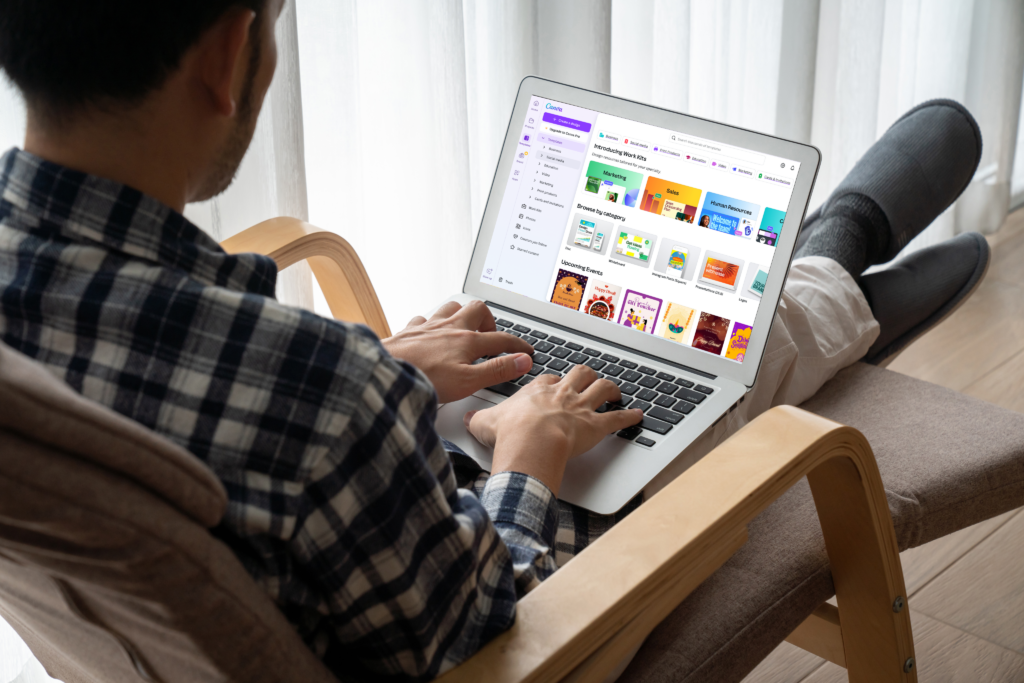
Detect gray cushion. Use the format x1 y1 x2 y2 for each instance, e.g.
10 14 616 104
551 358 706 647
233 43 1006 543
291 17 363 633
620 362 1024 683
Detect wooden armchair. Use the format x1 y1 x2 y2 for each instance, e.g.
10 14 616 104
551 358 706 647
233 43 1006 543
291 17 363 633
221 218 918 682
8 218 1024 683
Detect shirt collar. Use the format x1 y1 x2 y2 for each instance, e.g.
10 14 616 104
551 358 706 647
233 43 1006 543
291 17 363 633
0 147 277 297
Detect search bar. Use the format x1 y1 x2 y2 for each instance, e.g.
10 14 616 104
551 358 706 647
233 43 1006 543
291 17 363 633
670 134 766 166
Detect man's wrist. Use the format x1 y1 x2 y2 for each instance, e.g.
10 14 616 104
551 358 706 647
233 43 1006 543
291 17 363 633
490 427 570 496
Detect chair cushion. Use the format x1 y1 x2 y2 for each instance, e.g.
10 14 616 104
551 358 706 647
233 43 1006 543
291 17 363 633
621 362 1024 683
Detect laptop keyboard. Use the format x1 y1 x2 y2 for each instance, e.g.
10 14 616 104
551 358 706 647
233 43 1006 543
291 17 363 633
482 318 717 447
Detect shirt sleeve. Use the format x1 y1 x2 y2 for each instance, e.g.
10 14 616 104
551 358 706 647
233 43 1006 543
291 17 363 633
291 336 560 681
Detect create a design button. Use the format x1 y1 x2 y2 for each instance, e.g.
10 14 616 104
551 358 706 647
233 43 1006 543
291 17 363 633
542 112 592 132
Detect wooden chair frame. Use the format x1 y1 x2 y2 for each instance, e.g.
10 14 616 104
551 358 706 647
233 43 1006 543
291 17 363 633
223 218 918 683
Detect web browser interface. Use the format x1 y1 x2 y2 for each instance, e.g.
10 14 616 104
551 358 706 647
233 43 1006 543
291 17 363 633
480 97 800 364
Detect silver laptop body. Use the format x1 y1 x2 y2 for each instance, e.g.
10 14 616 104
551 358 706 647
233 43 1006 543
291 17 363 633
435 77 820 514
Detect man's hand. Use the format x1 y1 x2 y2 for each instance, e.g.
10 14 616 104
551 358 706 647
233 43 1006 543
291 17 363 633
382 300 535 404
464 365 644 495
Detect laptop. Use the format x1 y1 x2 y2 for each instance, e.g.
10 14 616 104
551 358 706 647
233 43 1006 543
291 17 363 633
434 76 820 514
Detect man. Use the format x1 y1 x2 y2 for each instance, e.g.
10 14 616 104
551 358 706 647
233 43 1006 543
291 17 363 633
0 1 987 680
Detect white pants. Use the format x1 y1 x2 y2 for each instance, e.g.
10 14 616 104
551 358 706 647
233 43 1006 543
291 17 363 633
644 256 880 498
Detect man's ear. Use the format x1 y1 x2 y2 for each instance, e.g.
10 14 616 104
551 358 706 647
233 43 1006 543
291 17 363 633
196 8 257 117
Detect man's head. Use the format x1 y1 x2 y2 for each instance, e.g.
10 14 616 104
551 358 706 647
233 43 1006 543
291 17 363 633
0 0 284 208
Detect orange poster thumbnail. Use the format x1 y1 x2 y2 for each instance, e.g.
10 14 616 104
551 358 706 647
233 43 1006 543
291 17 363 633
700 257 741 289
639 177 702 221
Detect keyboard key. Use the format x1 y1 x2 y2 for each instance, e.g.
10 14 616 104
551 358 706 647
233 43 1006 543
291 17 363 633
547 359 569 371
673 378 695 389
517 376 535 386
675 388 707 404
583 348 601 357
496 318 514 327
671 400 695 414
636 389 658 402
548 336 566 345
507 331 521 338
617 426 642 441
635 435 657 447
603 365 624 377
568 352 589 364
655 381 678 395
638 376 660 389
534 341 554 353
523 335 538 345
620 383 639 395
585 358 607 371
513 324 532 334
621 370 642 383
531 331 548 339
648 406 682 424
527 364 543 376
612 395 632 407
550 347 571 359
654 394 676 408
496 326 507 333
565 342 584 351
486 382 520 397
655 372 676 382
532 353 552 365
605 377 622 386
541 370 561 377
596 402 621 414
619 360 638 369
600 353 620 363
695 384 714 395
641 416 673 434
638 366 656 375
632 400 653 413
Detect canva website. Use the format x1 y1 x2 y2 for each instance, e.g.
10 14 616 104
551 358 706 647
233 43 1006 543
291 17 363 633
479 97 799 364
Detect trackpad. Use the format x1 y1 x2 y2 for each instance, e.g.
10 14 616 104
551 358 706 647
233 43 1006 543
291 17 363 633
435 395 498 471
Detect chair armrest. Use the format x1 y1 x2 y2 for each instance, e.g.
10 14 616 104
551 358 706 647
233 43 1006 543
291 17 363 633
221 217 392 339
439 405 915 683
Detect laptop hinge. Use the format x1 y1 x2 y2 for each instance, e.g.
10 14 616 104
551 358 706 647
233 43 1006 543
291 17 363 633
487 302 718 380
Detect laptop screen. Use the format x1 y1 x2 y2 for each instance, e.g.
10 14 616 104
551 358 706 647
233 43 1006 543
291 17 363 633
478 96 800 364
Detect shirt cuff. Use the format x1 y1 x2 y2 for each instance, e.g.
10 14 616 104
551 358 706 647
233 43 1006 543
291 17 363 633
479 471 560 549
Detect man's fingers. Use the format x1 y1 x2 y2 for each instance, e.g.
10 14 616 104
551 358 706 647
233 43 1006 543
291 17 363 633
464 408 498 448
473 331 534 358
405 315 427 328
472 353 533 387
597 408 644 433
581 378 621 407
429 301 462 322
451 299 497 332
563 364 598 392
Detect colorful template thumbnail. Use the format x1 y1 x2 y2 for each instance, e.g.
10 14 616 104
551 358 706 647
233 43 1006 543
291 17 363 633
725 322 752 362
692 312 731 356
757 208 786 246
583 161 643 207
700 257 742 290
749 268 768 297
616 231 653 262
582 280 622 320
618 290 663 335
699 192 760 239
639 177 702 222
550 269 588 311
667 246 688 279
658 303 697 344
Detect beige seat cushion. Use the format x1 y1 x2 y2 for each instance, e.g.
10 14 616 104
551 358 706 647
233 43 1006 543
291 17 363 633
621 362 1024 682
0 342 338 683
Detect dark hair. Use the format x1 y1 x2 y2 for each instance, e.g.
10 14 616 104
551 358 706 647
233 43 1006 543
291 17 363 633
0 0 267 121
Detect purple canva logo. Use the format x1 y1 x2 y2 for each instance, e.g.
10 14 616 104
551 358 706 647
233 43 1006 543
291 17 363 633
545 103 563 112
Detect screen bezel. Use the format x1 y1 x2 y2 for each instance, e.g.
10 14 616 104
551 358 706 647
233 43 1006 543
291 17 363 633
463 76 821 388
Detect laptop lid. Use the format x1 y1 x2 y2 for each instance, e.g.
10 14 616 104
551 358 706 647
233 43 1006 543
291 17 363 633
464 77 820 389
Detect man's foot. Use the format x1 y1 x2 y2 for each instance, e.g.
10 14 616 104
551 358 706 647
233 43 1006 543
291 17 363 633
796 99 982 276
861 232 989 366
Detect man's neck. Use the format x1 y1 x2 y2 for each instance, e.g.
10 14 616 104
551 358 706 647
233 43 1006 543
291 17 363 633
23 106 197 214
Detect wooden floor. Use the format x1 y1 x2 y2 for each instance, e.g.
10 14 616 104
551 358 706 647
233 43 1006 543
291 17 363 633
742 207 1024 683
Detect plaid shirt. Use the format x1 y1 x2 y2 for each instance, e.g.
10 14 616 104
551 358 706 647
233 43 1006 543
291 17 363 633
0 149 638 681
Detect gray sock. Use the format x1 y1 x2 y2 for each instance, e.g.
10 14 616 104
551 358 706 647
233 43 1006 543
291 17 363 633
795 194 890 278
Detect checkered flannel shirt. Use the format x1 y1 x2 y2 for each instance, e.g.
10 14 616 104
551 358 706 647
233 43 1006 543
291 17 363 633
0 148 639 681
